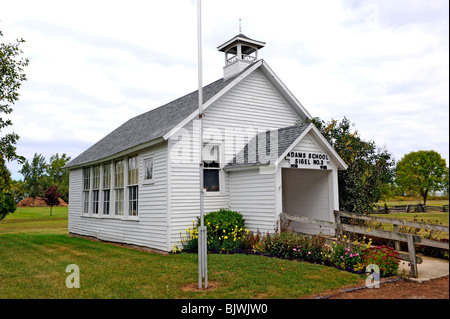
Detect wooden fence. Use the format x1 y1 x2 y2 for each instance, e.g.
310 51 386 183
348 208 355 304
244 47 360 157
374 204 449 214
280 211 449 278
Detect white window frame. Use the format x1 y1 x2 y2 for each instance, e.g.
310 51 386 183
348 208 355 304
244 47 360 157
82 167 91 215
143 156 154 184
91 165 101 215
203 144 223 194
79 157 141 221
114 159 125 217
102 162 112 216
126 155 139 219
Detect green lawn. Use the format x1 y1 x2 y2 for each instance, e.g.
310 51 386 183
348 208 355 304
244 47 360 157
0 207 364 299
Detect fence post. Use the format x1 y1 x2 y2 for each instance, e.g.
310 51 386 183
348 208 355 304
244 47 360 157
334 211 342 238
393 224 400 251
407 234 419 278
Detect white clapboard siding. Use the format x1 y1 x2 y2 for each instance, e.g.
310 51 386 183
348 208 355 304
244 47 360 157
291 135 323 153
169 69 302 247
68 168 82 234
229 168 277 233
68 142 169 252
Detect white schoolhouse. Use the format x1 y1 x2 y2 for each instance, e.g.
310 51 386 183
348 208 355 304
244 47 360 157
65 34 347 252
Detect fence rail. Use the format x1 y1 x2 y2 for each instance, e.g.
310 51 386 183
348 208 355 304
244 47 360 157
280 210 449 278
374 204 449 214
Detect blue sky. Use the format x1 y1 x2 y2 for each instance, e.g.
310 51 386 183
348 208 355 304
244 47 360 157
1 0 449 180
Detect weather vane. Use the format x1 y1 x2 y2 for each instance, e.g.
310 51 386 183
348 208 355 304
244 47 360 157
239 18 242 33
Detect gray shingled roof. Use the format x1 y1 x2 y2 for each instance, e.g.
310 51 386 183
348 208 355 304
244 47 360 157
225 123 311 168
65 75 240 168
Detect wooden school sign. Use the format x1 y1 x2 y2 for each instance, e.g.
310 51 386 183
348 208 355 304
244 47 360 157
285 151 329 169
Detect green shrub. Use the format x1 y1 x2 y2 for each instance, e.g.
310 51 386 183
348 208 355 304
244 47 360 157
181 209 247 253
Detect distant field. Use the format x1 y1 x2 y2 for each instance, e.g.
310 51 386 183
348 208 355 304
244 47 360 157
0 206 68 235
370 212 449 240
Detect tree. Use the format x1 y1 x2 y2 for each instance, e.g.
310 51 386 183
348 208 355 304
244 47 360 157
43 185 61 216
0 156 15 220
1 29 28 219
308 117 396 214
1 29 28 162
395 150 447 205
443 167 449 197
19 153 47 206
10 179 27 203
47 153 71 203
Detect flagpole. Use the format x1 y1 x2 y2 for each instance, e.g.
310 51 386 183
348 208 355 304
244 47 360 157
197 0 207 289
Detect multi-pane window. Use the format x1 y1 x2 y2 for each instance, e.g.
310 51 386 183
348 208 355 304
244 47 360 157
203 145 220 192
82 167 90 214
81 156 146 218
92 166 100 214
114 160 124 216
128 185 138 216
103 163 111 215
128 156 139 216
103 190 110 215
128 156 139 185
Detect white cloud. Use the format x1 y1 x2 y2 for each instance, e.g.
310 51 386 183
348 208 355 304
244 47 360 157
2 0 449 179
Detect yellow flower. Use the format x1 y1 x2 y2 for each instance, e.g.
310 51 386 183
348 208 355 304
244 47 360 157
224 236 228 240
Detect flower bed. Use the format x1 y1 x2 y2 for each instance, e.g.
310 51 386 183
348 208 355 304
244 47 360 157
180 211 401 277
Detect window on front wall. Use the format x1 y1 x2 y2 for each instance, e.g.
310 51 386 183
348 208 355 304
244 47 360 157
203 145 220 192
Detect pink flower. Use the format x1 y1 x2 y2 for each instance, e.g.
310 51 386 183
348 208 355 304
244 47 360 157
293 248 297 251
308 251 311 255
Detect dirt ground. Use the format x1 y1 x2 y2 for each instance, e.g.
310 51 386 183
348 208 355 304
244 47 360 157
312 275 449 299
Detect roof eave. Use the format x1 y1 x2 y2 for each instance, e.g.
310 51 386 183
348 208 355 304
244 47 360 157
64 137 166 170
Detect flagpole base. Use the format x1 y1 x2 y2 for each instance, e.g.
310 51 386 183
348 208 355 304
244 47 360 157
198 225 208 288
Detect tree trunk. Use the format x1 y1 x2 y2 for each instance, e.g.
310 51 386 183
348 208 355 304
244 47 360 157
423 189 428 206
50 206 52 216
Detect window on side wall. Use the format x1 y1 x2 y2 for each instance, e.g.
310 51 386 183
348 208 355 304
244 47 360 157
82 167 90 214
114 160 124 216
103 163 111 215
92 165 100 215
143 157 154 183
127 155 139 216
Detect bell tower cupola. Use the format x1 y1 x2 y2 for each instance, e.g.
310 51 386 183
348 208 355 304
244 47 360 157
217 33 265 80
